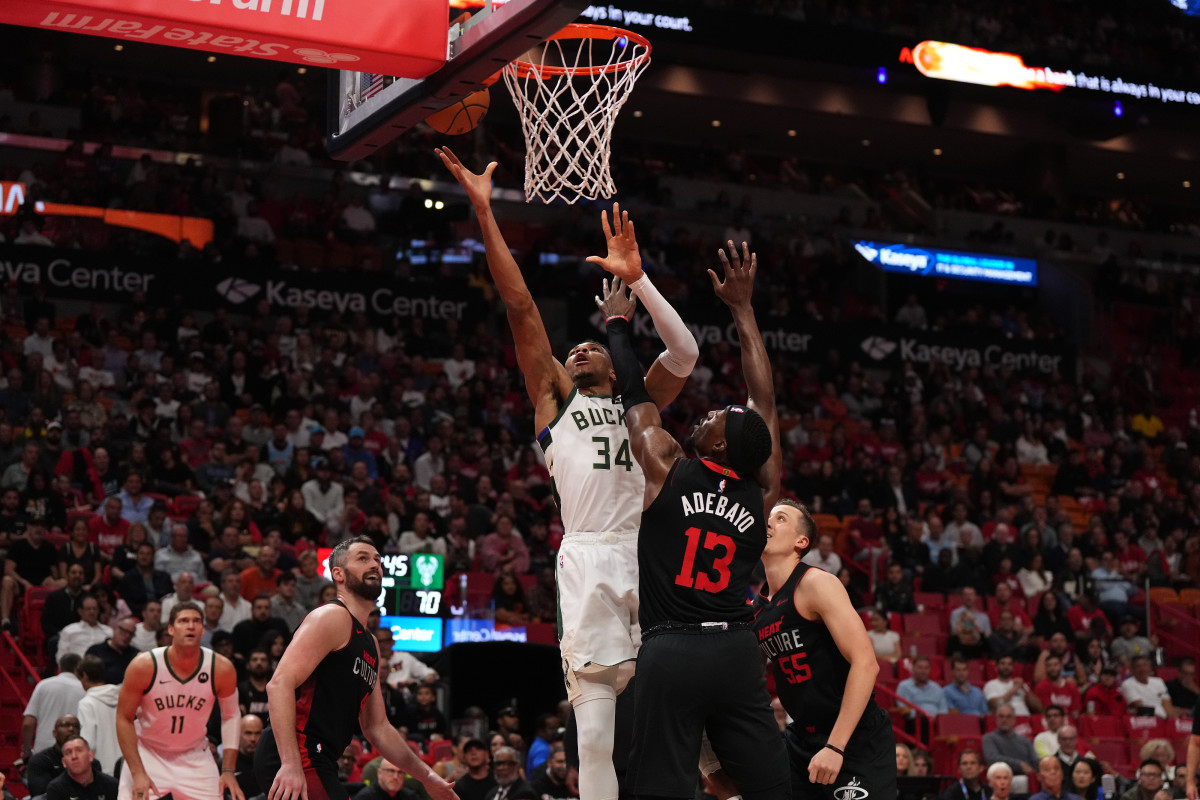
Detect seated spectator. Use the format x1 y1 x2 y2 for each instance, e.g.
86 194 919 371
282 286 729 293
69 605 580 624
1165 657 1198 710
270 570 306 632
876 563 916 614
897 655 948 717
1091 552 1140 624
1082 665 1126 716
1033 705 1066 759
983 705 1039 782
200 595 226 645
801 533 842 574
989 583 1033 631
116 542 172 616
56 595 111 662
2 517 60 629
116 472 153 524
1120 655 1177 719
294 549 333 611
24 713 93 796
217 569 253 630
1033 593 1075 643
1118 759 1166 800
985 656 1041 715
939 749 988 800
84 617 139 685
1054 727 1088 783
1034 657 1082 717
987 762 1013 800
867 609 902 663
42 563 87 646
240 544 282 601
943 657 988 715
43 735 118 800
479 515 529 575
130 600 161 652
159 572 199 622
396 511 446 556
234 715 265 800
480 747 534 800
523 566 558 624
88 497 130 556
1029 756 1081 800
988 610 1039 664
949 586 992 656
405 683 451 742
231 595 290 661
237 649 272 725
58 517 102 591
206 525 254 583
492 573 531 626
154 524 206 582
530 743 571 800
1065 593 1111 645
1109 617 1155 666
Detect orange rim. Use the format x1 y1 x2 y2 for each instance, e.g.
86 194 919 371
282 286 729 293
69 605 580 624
505 23 651 79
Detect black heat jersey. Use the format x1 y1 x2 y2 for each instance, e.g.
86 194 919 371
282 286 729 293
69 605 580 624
754 562 872 730
638 458 766 628
295 599 379 762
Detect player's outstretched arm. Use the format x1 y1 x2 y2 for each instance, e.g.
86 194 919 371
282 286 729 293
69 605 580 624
586 204 698 408
800 568 880 785
360 684 457 800
1185 730 1199 800
709 242 782 509
215 654 246 800
598 278 682 507
265 604 352 800
116 653 160 799
436 146 571 420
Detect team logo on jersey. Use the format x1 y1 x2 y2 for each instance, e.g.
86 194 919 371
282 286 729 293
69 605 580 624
198 671 209 683
718 479 726 493
834 777 869 800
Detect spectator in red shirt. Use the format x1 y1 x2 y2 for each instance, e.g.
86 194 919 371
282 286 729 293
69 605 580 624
1112 531 1146 582
990 582 1034 632
914 454 949 503
87 496 129 556
179 418 213 467
239 544 281 601
846 498 884 559
1081 666 1125 716
1035 654 1082 716
1066 593 1112 645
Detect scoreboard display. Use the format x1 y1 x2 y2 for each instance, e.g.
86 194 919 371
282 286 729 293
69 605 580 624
317 549 445 617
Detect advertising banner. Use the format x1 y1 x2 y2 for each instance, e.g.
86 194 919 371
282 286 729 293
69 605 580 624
0 0 448 79
852 240 1038 287
569 297 1076 379
0 246 489 324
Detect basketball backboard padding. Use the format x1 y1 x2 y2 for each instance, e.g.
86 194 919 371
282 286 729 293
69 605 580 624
327 0 588 160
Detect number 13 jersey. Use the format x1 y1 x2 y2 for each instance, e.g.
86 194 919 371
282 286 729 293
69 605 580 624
538 389 644 536
137 646 218 753
637 458 766 628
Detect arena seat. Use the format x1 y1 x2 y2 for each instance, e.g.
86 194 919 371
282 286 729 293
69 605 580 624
935 714 983 738
1079 715 1122 740
902 614 946 636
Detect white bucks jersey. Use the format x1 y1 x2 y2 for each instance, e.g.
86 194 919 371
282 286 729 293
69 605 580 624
137 646 218 753
537 389 644 535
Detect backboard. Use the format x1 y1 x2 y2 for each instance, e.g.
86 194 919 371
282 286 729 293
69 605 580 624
327 0 589 160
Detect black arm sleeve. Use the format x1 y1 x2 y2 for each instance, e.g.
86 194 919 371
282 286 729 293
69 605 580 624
605 318 653 411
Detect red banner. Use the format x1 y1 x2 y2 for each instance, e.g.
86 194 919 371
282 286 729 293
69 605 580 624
1 0 449 79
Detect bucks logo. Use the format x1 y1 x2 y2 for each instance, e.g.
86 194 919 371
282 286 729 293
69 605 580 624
414 555 440 588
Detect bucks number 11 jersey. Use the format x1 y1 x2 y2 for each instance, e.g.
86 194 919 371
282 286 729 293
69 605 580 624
538 389 644 535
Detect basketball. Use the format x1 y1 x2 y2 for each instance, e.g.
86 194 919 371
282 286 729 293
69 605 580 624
425 89 490 135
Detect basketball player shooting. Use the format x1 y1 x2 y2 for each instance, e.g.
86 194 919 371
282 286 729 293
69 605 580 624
598 242 788 800
254 536 456 800
115 601 244 800
436 145 699 800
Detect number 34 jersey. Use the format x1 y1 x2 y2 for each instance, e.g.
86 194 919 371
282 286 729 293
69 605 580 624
637 458 766 629
137 646 219 753
538 389 644 536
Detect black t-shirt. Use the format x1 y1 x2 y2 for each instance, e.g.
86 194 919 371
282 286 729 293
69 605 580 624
454 774 498 800
1166 678 1199 712
530 772 577 800
0 510 27 542
637 458 766 628
59 542 103 579
238 679 271 726
6 537 59 584
44 769 119 800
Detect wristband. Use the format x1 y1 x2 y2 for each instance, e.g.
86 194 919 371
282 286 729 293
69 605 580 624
222 768 236 773
823 744 845 757
605 315 629 323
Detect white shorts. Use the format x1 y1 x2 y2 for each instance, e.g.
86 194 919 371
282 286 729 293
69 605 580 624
118 741 218 800
557 530 640 701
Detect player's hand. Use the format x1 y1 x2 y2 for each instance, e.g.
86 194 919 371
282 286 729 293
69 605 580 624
808 747 844 785
220 769 246 800
419 772 457 800
566 767 580 796
268 762 309 800
708 241 756 311
1185 778 1197 800
595 277 637 321
586 203 644 284
132 769 161 800
435 147 496 211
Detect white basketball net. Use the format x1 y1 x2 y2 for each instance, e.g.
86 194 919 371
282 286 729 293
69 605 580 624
501 29 650 204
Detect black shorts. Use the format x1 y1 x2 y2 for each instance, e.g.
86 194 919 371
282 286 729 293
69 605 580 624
254 726 348 800
785 704 896 800
628 628 788 800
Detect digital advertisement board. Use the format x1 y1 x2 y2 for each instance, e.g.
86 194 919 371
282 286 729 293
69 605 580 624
379 615 443 654
852 240 1038 286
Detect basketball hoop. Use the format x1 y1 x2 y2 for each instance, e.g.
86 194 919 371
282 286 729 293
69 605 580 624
500 24 651 204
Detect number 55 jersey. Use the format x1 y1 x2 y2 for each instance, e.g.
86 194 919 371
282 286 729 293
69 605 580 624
637 458 766 628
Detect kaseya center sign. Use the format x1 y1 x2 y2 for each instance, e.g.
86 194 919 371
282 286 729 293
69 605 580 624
0 0 448 77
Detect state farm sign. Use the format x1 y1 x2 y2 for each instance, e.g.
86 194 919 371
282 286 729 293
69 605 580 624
0 0 448 78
